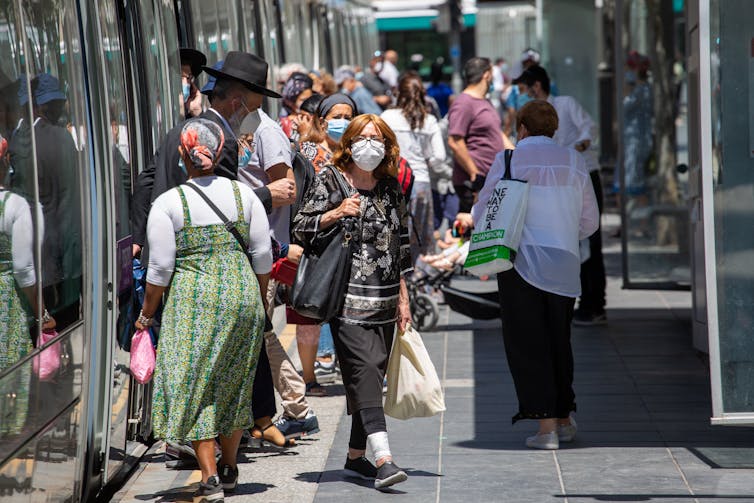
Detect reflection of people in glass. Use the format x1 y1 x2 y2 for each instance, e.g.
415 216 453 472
0 134 56 436
13 74 82 330
181 48 206 119
618 51 653 196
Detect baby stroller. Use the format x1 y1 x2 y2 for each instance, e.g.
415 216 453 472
408 242 501 331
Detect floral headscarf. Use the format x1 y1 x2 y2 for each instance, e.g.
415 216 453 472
282 72 313 114
179 118 225 172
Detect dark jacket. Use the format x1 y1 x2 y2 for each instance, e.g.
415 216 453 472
131 109 272 250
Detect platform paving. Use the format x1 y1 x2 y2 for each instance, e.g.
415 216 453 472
113 230 754 503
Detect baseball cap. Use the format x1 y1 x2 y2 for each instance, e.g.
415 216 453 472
520 48 541 64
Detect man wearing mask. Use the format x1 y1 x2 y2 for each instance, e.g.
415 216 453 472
180 48 205 118
360 54 392 110
132 51 294 262
513 64 607 326
447 57 513 213
379 49 400 89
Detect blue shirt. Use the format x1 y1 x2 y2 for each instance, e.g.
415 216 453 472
347 86 382 115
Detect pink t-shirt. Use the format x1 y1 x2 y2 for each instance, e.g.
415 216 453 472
447 92 504 185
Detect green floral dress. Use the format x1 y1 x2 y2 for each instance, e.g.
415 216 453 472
0 191 32 437
152 182 264 442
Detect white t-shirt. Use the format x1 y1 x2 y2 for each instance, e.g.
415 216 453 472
0 190 36 288
380 109 446 184
146 177 272 287
238 109 293 243
471 136 599 298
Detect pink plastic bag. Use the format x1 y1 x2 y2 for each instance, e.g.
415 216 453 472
130 328 156 384
33 330 61 382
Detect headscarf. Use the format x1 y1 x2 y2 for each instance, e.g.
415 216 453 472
316 93 358 119
282 72 313 114
179 118 224 172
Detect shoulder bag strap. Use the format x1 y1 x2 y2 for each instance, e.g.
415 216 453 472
503 149 514 180
183 182 254 268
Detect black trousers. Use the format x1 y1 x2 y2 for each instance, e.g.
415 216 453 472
251 339 276 420
330 319 393 450
579 170 606 315
497 269 576 423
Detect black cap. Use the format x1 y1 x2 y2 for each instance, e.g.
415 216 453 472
513 65 549 86
202 51 281 98
180 48 207 78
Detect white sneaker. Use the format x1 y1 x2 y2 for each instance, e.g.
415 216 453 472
525 431 559 450
557 415 577 443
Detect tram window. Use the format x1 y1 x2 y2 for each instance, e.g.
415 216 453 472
189 0 242 64
0 1 40 442
137 0 182 148
14 0 90 335
241 0 261 55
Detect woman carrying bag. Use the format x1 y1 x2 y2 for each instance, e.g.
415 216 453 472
292 114 413 491
137 118 272 500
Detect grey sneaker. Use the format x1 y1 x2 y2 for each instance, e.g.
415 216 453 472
525 431 559 450
374 461 408 490
572 310 607 326
343 456 377 480
193 474 223 502
218 464 238 492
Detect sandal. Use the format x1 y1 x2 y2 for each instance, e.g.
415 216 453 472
249 424 295 449
305 381 327 397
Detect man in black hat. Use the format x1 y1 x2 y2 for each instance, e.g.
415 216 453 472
132 51 296 261
180 48 206 118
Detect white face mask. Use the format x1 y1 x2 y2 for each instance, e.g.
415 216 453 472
351 138 385 172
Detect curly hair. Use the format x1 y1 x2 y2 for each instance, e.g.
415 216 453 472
396 73 428 130
331 114 399 179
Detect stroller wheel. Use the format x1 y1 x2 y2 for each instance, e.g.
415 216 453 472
411 293 439 331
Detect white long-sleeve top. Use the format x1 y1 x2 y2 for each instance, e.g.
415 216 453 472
380 109 446 184
147 176 272 287
0 190 36 288
548 95 600 173
471 136 599 297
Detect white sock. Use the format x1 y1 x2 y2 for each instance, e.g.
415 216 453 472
367 431 391 462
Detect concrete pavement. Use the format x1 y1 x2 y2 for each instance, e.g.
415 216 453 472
113 234 754 502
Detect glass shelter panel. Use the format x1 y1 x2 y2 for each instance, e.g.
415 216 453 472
708 0 754 417
617 0 690 287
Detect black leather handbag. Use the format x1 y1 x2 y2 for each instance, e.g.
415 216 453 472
291 166 354 323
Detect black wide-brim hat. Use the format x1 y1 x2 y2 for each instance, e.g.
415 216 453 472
180 48 207 78
202 51 281 98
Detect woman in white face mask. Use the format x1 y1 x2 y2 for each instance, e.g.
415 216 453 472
292 115 412 490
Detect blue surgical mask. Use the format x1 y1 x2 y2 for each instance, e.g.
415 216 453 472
182 82 191 101
625 70 638 85
178 157 187 175
238 146 252 167
327 118 350 141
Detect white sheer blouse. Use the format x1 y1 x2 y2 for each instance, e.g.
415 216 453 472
472 136 599 298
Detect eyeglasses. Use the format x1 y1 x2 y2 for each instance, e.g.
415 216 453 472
352 135 385 146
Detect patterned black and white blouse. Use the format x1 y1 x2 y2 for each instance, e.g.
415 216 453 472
292 165 412 326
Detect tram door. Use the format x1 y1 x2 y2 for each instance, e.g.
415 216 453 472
614 0 691 289
96 0 183 483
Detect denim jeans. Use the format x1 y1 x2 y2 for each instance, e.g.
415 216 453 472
317 323 335 357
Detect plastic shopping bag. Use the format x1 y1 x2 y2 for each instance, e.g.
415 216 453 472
465 150 529 277
384 324 446 420
130 328 156 384
33 330 61 382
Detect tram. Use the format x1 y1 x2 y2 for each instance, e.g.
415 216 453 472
0 0 376 500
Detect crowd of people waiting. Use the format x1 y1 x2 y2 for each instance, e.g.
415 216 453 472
124 44 606 501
